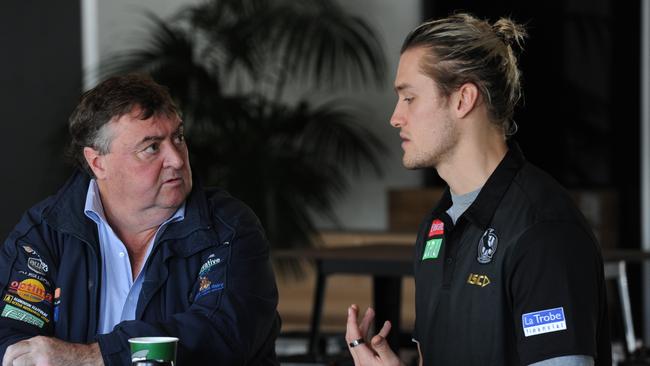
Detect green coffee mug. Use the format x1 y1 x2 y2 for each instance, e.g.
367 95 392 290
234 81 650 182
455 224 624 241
129 337 178 366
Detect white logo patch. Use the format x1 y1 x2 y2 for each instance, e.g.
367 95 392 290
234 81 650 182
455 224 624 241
522 307 567 337
477 228 498 264
27 257 48 275
199 257 221 276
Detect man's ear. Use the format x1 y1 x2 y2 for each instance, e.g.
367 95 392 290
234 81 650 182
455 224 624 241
453 82 480 119
83 147 107 179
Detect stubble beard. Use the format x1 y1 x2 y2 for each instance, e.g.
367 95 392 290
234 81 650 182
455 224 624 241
402 115 458 170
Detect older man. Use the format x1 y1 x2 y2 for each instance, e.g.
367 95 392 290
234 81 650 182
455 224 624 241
0 74 280 365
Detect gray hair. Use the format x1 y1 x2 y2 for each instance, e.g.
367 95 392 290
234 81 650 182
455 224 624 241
66 73 180 175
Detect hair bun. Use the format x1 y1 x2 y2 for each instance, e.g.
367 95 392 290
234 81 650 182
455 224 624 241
493 17 527 51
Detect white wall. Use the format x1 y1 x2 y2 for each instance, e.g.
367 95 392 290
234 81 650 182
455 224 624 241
311 0 423 230
83 0 203 88
87 0 423 231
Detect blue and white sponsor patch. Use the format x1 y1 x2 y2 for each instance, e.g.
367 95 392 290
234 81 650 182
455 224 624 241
522 307 567 337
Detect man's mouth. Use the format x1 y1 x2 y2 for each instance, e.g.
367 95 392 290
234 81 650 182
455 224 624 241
163 177 181 184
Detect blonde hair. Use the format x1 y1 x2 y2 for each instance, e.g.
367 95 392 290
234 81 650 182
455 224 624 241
401 13 527 134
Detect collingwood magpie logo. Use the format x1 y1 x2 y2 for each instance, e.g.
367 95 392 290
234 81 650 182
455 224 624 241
477 228 498 264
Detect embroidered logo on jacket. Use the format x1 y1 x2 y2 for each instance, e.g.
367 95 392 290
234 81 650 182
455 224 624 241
194 254 225 301
466 273 491 287
1 304 44 328
8 279 52 303
422 219 444 260
199 256 221 277
195 277 224 300
422 239 442 260
21 244 49 274
428 219 444 237
477 228 498 264
28 257 48 275
3 294 50 325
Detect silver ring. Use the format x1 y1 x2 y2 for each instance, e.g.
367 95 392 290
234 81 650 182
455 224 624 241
349 338 365 348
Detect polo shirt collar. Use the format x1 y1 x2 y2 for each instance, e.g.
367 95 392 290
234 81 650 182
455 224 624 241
431 140 526 230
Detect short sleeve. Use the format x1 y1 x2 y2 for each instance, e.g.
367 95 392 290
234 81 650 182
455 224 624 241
506 221 607 365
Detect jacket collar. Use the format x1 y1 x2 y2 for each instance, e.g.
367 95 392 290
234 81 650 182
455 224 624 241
44 170 98 247
432 140 526 230
44 170 217 256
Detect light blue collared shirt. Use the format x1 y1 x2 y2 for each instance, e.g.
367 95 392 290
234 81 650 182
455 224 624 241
84 180 185 334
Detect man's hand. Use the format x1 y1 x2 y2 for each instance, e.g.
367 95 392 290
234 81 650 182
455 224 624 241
2 336 103 366
345 304 405 366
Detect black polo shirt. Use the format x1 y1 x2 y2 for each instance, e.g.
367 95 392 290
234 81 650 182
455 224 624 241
412 143 611 366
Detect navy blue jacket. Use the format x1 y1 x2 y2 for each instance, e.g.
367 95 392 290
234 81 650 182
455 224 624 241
0 171 280 365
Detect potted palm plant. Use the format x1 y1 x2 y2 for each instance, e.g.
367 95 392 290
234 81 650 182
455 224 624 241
103 0 388 275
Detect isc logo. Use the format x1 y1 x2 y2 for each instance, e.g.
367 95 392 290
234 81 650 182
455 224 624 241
466 273 491 287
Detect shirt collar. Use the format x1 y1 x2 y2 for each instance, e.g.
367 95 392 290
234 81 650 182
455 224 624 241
432 140 526 230
83 179 185 228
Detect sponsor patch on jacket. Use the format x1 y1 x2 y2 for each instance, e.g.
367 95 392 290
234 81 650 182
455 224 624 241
522 307 567 337
198 255 222 277
477 228 498 264
194 277 224 300
466 273 491 288
422 238 442 260
8 279 52 304
27 257 48 275
20 244 49 275
428 219 444 238
3 294 50 324
1 303 44 328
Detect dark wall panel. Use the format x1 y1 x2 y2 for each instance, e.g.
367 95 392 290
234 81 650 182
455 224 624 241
0 2 81 238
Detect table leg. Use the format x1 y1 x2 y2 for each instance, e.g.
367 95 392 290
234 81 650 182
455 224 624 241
308 262 326 357
373 276 402 353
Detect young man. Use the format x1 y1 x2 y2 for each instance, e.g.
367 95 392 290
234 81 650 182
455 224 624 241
346 13 610 366
0 74 280 365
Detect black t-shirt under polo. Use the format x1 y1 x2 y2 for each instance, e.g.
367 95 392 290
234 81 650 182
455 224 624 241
412 143 611 366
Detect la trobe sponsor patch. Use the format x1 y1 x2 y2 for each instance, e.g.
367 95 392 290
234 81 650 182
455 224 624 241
522 307 567 337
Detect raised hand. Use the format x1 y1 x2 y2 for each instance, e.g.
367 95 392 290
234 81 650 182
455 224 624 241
345 304 405 366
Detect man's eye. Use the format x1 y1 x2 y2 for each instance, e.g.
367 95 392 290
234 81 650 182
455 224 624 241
144 143 159 154
174 133 185 144
403 97 414 103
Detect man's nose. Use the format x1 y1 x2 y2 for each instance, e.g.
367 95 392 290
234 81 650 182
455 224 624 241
390 103 404 128
163 143 185 169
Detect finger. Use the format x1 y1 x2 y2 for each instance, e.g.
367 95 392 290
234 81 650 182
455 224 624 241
345 304 363 342
371 333 401 364
358 307 375 339
377 320 392 339
345 305 363 366
346 305 378 365
2 340 32 366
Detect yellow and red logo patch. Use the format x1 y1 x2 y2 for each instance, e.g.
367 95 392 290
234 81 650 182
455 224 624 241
9 279 51 303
